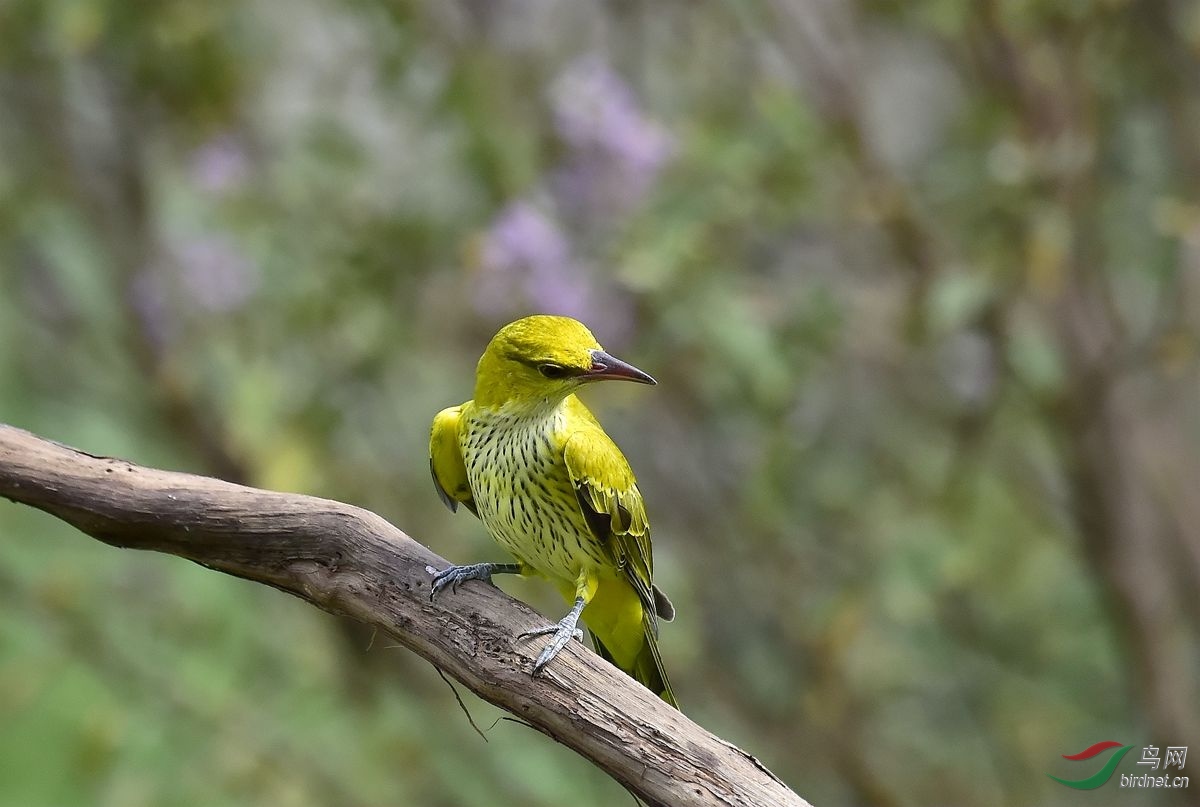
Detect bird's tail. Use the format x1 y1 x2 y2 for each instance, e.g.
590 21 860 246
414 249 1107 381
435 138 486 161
581 577 679 709
591 629 679 710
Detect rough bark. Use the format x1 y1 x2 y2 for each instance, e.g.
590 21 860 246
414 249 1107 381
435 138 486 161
0 423 809 807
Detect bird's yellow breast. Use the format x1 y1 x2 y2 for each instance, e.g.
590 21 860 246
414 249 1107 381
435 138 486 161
459 405 609 582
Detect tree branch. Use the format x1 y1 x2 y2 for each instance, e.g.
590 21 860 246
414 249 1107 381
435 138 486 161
0 423 809 807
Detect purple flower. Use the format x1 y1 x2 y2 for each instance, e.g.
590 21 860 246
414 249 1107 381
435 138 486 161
469 59 668 328
129 269 173 350
551 56 674 173
127 234 257 351
189 135 249 195
475 201 593 320
174 236 259 313
550 56 674 215
480 201 571 277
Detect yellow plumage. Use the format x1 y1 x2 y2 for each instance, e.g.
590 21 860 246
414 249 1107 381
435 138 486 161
429 315 676 707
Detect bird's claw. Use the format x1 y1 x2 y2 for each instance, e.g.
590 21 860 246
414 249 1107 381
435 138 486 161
428 563 496 600
518 621 585 675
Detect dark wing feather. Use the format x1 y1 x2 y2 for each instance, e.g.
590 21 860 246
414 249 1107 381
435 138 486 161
563 398 670 632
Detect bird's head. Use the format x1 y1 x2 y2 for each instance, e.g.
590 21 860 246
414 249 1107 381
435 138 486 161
474 315 655 411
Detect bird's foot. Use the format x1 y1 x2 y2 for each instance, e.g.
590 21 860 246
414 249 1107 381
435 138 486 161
517 596 587 675
427 562 522 600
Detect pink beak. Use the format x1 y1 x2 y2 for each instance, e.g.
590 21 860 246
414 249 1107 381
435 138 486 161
584 349 657 385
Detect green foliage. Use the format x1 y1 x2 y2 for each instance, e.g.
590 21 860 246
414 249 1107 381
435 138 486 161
2 1 1198 805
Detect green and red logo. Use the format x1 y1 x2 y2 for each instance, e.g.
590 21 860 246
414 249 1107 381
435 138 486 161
1048 741 1135 789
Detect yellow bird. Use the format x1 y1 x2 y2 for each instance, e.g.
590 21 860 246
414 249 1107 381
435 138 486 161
428 315 677 707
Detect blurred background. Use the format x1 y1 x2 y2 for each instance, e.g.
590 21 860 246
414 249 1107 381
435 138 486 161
2 1 1199 805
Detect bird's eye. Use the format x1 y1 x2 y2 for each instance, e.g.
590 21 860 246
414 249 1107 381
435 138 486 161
538 363 570 379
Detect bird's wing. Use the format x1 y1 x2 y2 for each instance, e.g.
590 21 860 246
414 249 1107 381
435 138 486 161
563 397 671 632
429 404 478 517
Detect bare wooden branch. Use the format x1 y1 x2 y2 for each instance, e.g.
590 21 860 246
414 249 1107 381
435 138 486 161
0 424 809 807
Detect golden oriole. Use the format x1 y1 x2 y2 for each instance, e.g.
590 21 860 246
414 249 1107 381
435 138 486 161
428 315 676 707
